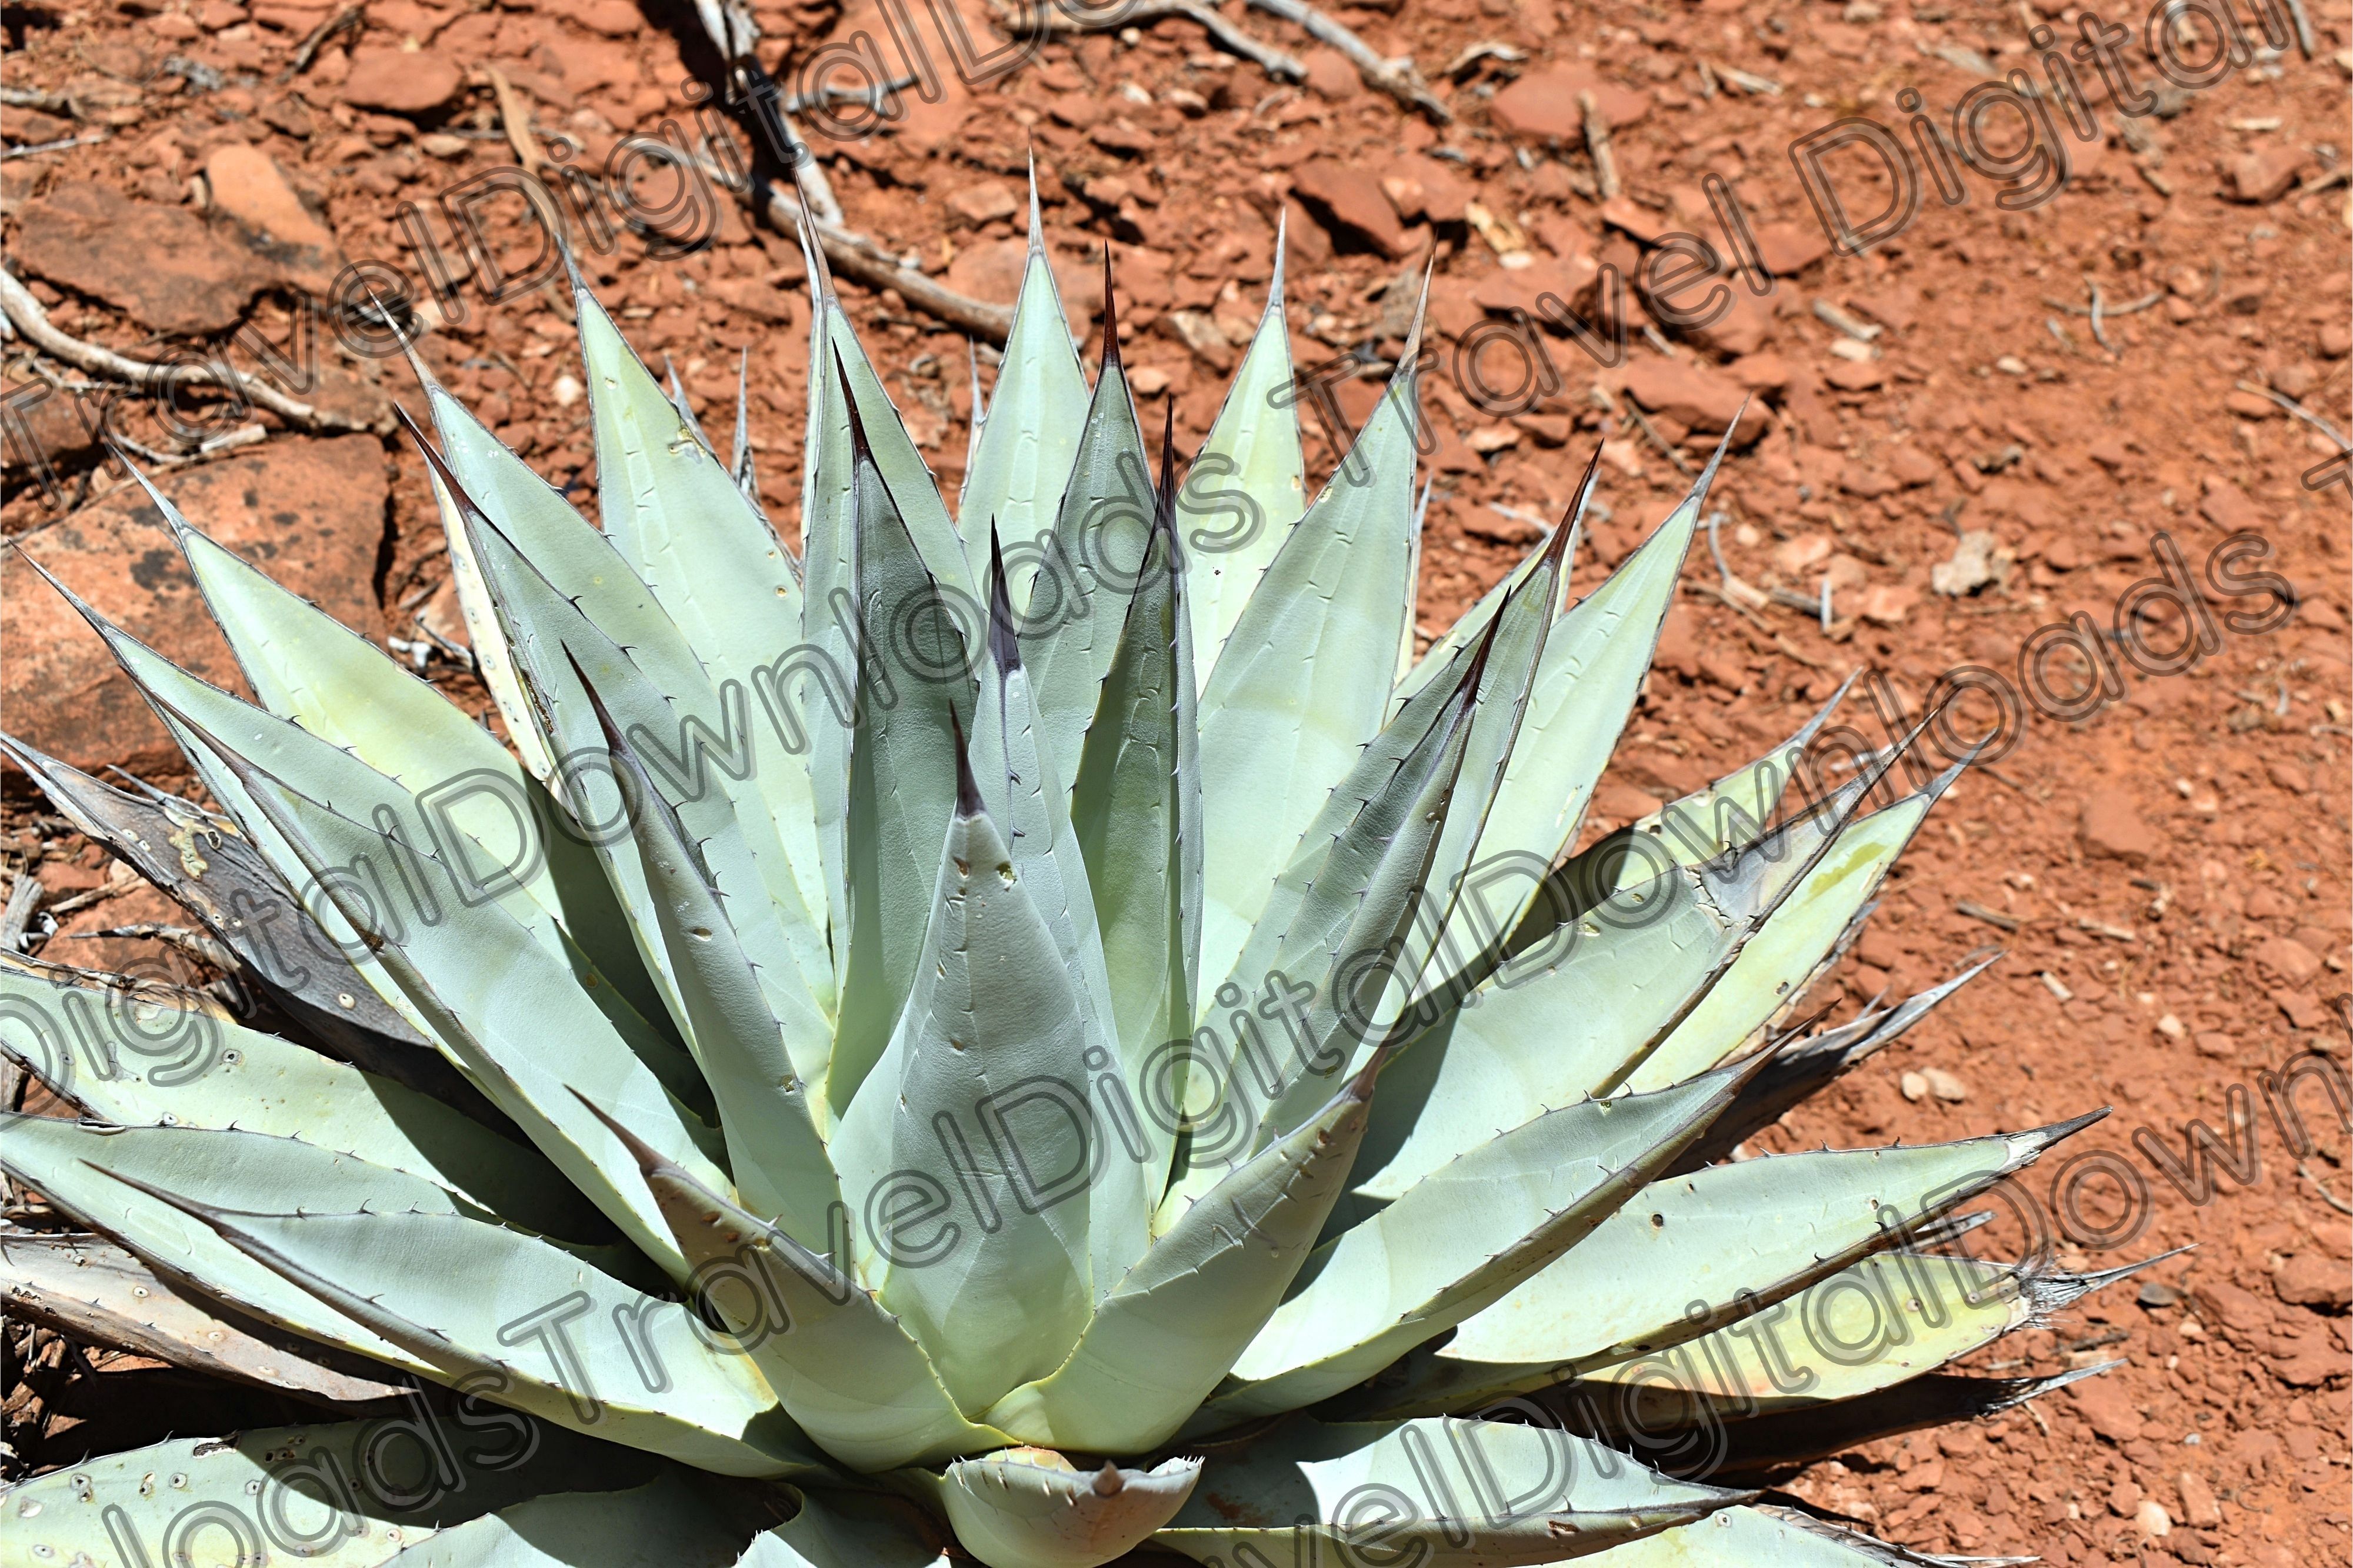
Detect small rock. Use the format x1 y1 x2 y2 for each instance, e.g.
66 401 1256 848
1899 1071 1929 1102
1159 310 1235 373
2156 1013 2184 1039
2137 1280 2183 1308
1921 1067 1967 1102
1298 45 1359 101
2135 1499 2171 1539
1856 583 1917 626
204 142 342 293
2272 1253 2351 1312
419 132 471 159
1930 529 2000 596
2193 1030 2236 1059
1378 154 1471 225
1754 221 1830 276
1774 532 1832 576
1511 413 1572 448
1887 445 1942 488
1 437 389 774
1618 356 1752 439
1464 511 1543 545
1489 66 1650 142
2064 1375 2145 1443
1467 424 1522 455
342 46 464 116
11 180 271 336
1289 159 1414 258
947 183 1021 226
2227 146 2307 203
708 277 801 326
2249 936 2321 985
1127 365 1172 396
2197 475 2265 532
551 374 582 408
2176 1470 2222 1528
2078 789 2157 864
1824 358 1885 391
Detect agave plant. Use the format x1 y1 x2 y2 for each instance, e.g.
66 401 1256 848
0 193 2134 1568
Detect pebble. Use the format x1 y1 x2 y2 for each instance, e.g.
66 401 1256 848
2135 1499 2172 1539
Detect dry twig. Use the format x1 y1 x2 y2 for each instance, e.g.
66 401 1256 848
1025 0 1305 82
278 6 362 84
1243 0 1450 121
1578 91 1619 201
0 268 382 434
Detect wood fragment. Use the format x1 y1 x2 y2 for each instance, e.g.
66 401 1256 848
1956 900 2022 932
0 268 380 433
1024 0 1306 82
481 65 546 178
1243 0 1451 121
1579 91 1619 201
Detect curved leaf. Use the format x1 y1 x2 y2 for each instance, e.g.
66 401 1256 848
928 1450 1201 1568
572 278 832 964
1201 1063 1751 1427
1181 233 1304 682
1349 1116 2102 1417
381 1470 766 1567
959 189 1089 596
831 785 1103 1413
984 1075 1372 1452
1155 1417 1747 1566
0 962 601 1240
585 1097 1005 1474
124 1183 819 1479
1196 303 1426 995
0 1421 654 1568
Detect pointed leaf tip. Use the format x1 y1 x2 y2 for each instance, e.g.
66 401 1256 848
1099 243 1121 373
949 704 984 819
986 526 1022 672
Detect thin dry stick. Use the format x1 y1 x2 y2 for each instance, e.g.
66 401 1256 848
694 156 1015 341
1242 0 1450 121
2301 1159 2353 1215
278 6 361 84
0 268 382 433
1025 0 1305 81
481 65 548 178
1578 91 1619 201
2236 381 2352 453
2042 288 2162 318
0 84 78 115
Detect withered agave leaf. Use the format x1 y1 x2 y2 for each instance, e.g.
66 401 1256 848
5 220 2108 1568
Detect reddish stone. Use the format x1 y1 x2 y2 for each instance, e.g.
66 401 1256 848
1824 359 1885 391
2249 936 2322 985
1620 356 1752 438
1754 221 1831 276
11 181 272 337
2064 1374 2144 1443
342 46 464 115
1289 159 1414 258
1379 154 1471 225
1299 45 1359 101
2227 146 2307 203
204 143 342 294
2274 1253 2351 1312
2077 789 2157 863
2 437 389 775
1491 66 1650 141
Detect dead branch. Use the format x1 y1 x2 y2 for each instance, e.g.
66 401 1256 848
0 268 384 434
1023 0 1305 83
1242 0 1450 121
